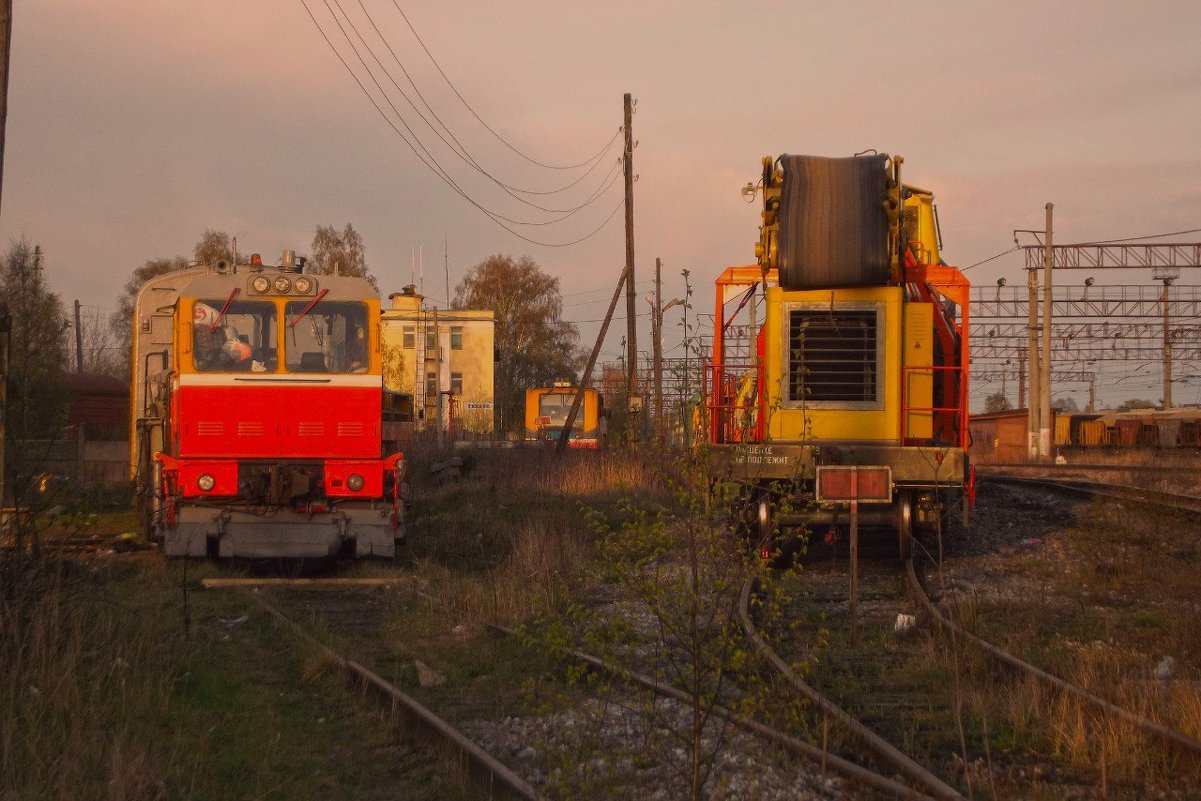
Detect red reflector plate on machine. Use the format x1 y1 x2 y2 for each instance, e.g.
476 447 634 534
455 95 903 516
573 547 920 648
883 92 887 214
815 466 892 503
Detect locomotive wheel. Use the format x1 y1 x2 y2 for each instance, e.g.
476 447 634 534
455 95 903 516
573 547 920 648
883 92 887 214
896 492 914 560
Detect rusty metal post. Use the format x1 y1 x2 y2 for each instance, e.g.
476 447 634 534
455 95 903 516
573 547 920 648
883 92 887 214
849 499 859 646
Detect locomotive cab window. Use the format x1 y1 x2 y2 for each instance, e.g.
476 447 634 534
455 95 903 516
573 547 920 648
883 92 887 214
785 303 883 408
539 392 583 432
191 300 277 372
284 301 369 374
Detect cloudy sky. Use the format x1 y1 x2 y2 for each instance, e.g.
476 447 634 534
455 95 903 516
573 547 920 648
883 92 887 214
4 1 1201 407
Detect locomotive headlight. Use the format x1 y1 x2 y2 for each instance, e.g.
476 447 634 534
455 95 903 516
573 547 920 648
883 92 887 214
197 474 216 492
273 276 292 293
346 474 365 492
251 275 271 294
293 276 313 294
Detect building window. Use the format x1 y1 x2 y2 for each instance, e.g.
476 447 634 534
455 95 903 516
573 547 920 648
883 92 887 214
425 331 436 350
450 372 463 395
451 327 463 350
426 371 438 400
403 327 414 349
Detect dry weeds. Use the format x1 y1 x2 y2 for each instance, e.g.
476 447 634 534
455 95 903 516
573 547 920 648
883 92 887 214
1 561 176 800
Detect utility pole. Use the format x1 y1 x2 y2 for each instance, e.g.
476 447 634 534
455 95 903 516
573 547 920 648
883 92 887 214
623 93 638 434
0 0 11 219
1157 267 1178 408
432 307 442 446
645 263 684 444
1026 267 1040 459
0 301 8 511
1088 375 1096 413
1 0 12 511
1018 350 1025 411
1040 203 1053 459
653 257 662 439
559 267 630 454
681 268 692 447
74 300 84 373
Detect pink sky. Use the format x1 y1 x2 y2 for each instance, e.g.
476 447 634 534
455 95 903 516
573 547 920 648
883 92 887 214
5 1 1201 407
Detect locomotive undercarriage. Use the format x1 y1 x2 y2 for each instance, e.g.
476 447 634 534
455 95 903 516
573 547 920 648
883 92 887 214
713 441 968 557
163 503 398 559
159 460 402 559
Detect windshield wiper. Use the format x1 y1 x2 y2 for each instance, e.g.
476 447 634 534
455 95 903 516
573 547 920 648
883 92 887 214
288 288 329 328
210 288 240 332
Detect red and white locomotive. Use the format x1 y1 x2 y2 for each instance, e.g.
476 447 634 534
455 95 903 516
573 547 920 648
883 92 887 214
130 251 406 558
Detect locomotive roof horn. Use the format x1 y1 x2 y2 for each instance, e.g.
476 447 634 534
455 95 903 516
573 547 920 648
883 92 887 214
280 249 306 273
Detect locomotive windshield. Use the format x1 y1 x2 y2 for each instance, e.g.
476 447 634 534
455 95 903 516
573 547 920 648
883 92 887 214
284 300 369 374
192 300 277 372
538 392 584 431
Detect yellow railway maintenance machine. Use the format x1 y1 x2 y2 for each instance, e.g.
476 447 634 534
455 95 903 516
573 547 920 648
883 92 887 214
706 154 972 557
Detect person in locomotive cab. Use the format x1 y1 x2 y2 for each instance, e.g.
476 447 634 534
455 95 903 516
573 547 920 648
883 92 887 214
347 322 368 373
195 324 252 370
193 303 253 371
219 325 253 370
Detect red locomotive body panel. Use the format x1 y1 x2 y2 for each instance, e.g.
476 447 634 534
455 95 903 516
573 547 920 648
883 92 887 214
177 382 381 459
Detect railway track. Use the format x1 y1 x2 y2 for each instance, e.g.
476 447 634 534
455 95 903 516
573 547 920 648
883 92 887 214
905 557 1201 758
741 559 1199 799
740 555 980 800
737 473 1201 799
242 584 545 801
224 575 942 799
82 468 1197 798
487 620 936 800
978 470 1201 514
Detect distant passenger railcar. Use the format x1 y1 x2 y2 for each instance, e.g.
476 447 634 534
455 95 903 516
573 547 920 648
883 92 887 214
524 384 603 448
129 251 406 559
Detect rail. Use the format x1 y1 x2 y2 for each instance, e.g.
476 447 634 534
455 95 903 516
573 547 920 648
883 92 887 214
248 590 545 801
487 622 935 800
737 577 965 800
905 557 1201 758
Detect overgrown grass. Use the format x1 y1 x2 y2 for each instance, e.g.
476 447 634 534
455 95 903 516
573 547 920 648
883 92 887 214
949 480 1201 796
0 554 477 800
401 446 666 623
1 559 174 800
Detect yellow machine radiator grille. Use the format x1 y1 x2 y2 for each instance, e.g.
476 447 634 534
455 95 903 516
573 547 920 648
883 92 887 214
787 309 878 403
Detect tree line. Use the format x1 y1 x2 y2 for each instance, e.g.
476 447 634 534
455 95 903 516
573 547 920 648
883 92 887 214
1 226 580 443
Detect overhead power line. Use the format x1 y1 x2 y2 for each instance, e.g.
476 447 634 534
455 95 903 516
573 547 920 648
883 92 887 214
341 0 623 207
1070 227 1201 247
962 246 1019 271
298 0 626 247
317 0 620 220
387 0 608 171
